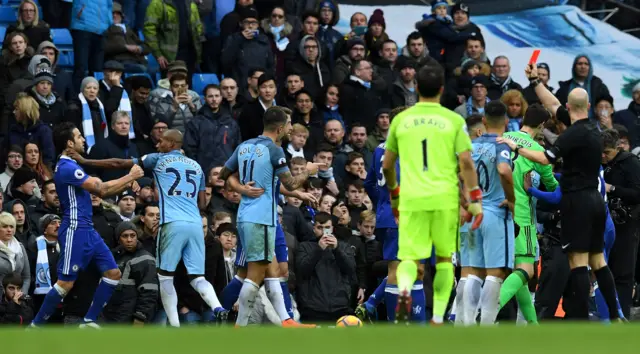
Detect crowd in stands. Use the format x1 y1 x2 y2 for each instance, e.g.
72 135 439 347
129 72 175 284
1 0 640 325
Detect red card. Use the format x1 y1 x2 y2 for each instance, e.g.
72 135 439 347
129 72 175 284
529 49 541 65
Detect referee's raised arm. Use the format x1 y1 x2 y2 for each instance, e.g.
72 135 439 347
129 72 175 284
525 64 570 127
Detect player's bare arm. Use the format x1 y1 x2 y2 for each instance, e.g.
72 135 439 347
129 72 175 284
228 173 265 198
278 170 308 191
382 150 398 189
280 185 318 207
198 190 208 211
497 137 550 165
66 148 135 169
457 151 479 193
81 165 144 197
497 162 516 210
526 64 561 115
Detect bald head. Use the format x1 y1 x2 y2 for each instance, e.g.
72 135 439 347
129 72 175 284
163 129 183 148
567 88 590 113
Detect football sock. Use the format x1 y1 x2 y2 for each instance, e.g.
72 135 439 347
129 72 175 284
396 260 418 294
236 279 260 326
515 285 538 324
222 275 244 311
159 275 180 327
566 266 590 320
265 278 291 321
411 281 427 323
454 277 467 325
479 275 502 325
499 268 528 309
594 285 610 320
384 284 398 322
594 266 620 320
32 284 67 325
280 277 294 320
84 277 118 323
432 262 454 324
462 274 482 326
190 276 223 311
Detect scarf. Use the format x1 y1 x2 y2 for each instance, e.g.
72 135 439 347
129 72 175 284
466 96 490 118
349 75 370 89
270 24 285 42
287 143 305 159
103 81 135 139
0 237 22 271
80 93 107 149
490 74 514 94
33 87 56 105
35 236 58 294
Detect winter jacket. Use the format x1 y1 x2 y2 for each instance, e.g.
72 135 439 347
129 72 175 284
487 75 523 101
333 143 373 185
443 21 482 74
148 89 202 134
237 99 270 141
103 243 158 323
314 0 342 67
614 102 640 149
26 87 66 131
331 55 387 93
416 15 473 63
37 41 74 102
400 46 438 71
603 151 640 207
70 0 112 35
295 239 356 316
339 77 388 130
287 35 330 99
5 120 54 166
390 78 418 109
4 22 52 51
221 32 274 92
365 127 386 152
555 54 609 118
0 47 33 110
66 96 109 149
0 239 30 295
282 204 315 243
221 95 247 122
143 0 204 63
373 59 398 95
28 201 60 233
104 23 150 65
0 295 33 324
87 133 140 181
184 105 241 172
261 19 297 84
4 200 36 248
291 110 324 157
92 203 122 249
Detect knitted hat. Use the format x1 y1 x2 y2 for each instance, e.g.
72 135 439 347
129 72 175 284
396 56 416 71
470 75 489 88
39 214 61 234
238 6 259 21
80 76 99 92
33 65 55 85
115 221 140 238
451 2 469 16
431 0 449 10
537 62 550 77
117 188 135 204
28 55 51 76
320 1 335 11
461 58 480 72
346 37 366 51
216 222 237 237
11 167 38 189
167 60 188 74
368 9 386 28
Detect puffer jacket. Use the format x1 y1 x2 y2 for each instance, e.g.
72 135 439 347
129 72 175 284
143 0 203 62
148 89 202 134
103 243 158 323
221 31 274 91
70 0 113 35
183 105 241 172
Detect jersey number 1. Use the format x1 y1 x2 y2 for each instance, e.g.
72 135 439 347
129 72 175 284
421 139 428 171
167 168 197 198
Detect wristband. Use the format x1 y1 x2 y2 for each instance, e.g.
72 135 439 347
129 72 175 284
530 78 541 87
132 157 139 165
390 186 400 197
469 187 482 202
515 146 521 155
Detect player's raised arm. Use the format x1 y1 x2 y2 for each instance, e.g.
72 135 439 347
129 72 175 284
81 165 145 198
526 64 562 121
66 148 135 169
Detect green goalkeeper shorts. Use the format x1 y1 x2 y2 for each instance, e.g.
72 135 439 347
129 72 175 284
515 224 537 264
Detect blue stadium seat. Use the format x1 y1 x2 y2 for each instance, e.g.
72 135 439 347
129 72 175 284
0 26 6 46
191 73 220 96
146 53 159 74
50 28 73 50
56 52 74 68
93 72 104 81
0 7 16 25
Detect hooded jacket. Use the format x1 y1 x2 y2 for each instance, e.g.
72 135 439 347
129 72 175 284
555 54 610 117
314 0 342 66
3 200 35 247
36 41 74 103
287 35 330 99
613 101 640 149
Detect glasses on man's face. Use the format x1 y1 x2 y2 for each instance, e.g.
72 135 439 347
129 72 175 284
243 20 258 26
304 45 318 50
8 154 22 160
271 14 284 19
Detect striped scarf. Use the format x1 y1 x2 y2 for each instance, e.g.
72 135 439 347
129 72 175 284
34 236 57 294
466 96 490 117
102 81 135 139
80 93 107 149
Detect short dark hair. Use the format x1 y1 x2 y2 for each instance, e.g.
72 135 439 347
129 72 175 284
53 122 77 156
248 67 266 78
347 151 364 165
42 179 55 192
258 73 276 88
347 179 365 191
522 103 550 128
2 272 21 289
287 73 302 81
416 64 445 98
6 145 24 163
484 101 507 126
263 106 288 131
351 60 368 75
314 211 332 225
169 72 187 85
381 39 397 50
315 143 334 155
602 129 620 150
350 122 366 134
129 75 152 90
142 203 159 215
613 124 629 140
203 84 220 96
301 10 320 23
466 35 485 48
406 31 423 46
466 113 484 129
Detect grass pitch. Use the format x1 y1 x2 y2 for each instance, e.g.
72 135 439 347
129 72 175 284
4 324 640 354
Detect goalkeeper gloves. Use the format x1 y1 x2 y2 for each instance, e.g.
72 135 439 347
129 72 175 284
467 187 484 230
390 185 400 220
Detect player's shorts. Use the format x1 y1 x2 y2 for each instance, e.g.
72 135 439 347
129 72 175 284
57 227 117 281
560 189 606 253
464 209 515 269
237 222 276 264
275 224 288 263
515 224 537 264
157 220 205 274
398 208 459 261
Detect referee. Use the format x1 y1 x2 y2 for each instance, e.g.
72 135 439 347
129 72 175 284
498 64 620 321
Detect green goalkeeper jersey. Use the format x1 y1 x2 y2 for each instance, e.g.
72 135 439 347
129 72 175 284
502 131 558 226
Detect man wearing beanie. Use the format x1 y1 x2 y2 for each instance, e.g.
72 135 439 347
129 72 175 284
102 221 158 325
27 213 62 320
116 189 137 221
5 166 39 207
444 2 482 75
614 81 640 149
316 1 342 66
391 56 418 109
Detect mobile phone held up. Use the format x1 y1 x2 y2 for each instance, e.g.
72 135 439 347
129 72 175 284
354 26 367 36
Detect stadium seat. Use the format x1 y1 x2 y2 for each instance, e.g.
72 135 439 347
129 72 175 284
0 26 6 46
0 7 16 25
56 52 74 68
191 73 220 96
51 28 73 50
93 72 104 81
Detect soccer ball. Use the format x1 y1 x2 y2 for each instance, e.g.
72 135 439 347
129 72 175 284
336 315 363 327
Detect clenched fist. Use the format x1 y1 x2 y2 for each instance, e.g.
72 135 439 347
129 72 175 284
129 164 144 179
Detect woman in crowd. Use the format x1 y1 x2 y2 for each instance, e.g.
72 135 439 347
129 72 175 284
364 9 389 64
23 142 52 187
0 31 34 115
6 93 54 167
262 6 296 85
26 65 65 129
501 89 528 132
66 77 108 152
318 194 336 214
0 212 30 294
316 84 343 125
4 0 51 51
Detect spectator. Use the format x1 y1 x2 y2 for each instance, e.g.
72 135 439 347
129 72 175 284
365 109 391 151
211 211 232 234
460 34 489 66
334 123 372 177
143 0 203 74
345 180 367 230
2 55 49 133
315 1 342 67
318 194 336 214
28 180 59 230
136 203 159 255
488 56 523 100
333 12 367 60
285 11 329 70
415 1 472 64
70 0 112 89
357 210 383 300
278 73 305 110
500 89 528 132
523 63 553 105
316 84 344 126
219 0 257 47
4 0 52 52
128 76 154 138
149 72 201 134
296 212 356 322
0 212 30 294
291 90 323 154
220 78 246 121
37 41 74 103
374 40 399 89
217 223 237 287
595 94 615 130
103 221 158 325
221 8 274 93
340 60 388 129
23 142 53 186
455 75 490 118
87 111 140 181
104 2 150 73
323 118 345 152
442 58 490 110
149 61 198 101
339 152 367 188
27 214 60 319
0 32 34 109
66 77 108 151
261 6 296 84
90 193 122 249
133 178 154 213
555 54 610 116
99 61 136 137
0 272 33 324
7 94 54 167
184 84 241 171
242 67 264 102
136 118 168 156
614 82 640 149
26 65 66 131
443 2 482 75
288 36 329 99
390 57 418 109
116 189 137 221
238 74 277 141
207 168 227 213
332 37 367 85
400 32 437 71
364 9 390 65
0 146 23 191
284 123 313 163
212 183 239 223
5 191 37 243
